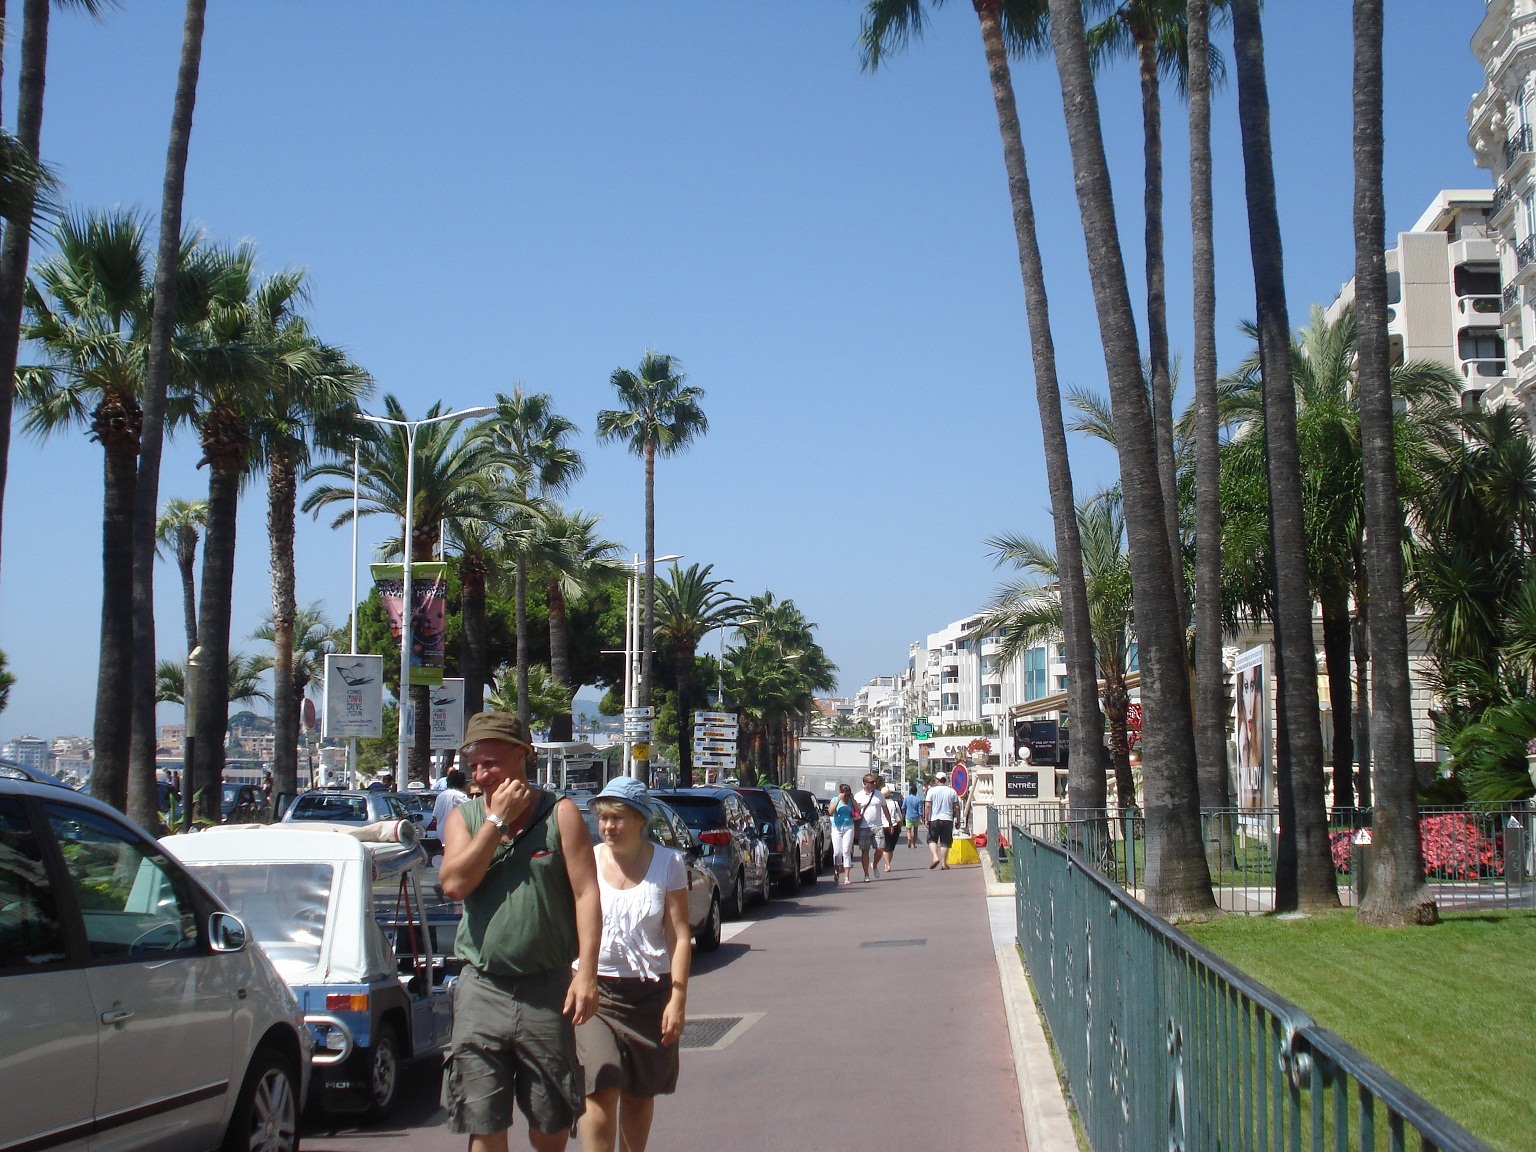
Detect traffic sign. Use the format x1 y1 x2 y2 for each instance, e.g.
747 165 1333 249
693 754 735 768
951 765 969 796
631 742 650 761
693 727 738 741
623 722 653 734
694 710 736 724
624 706 656 719
695 742 737 756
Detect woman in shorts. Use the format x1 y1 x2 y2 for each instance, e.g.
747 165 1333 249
576 776 692 1152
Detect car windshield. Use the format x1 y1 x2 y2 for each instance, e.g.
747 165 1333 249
289 794 368 822
656 796 724 830
187 861 333 975
787 792 819 820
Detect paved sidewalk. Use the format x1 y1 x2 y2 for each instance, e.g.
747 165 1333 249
305 842 1026 1150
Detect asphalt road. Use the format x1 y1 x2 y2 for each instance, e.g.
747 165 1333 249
302 840 1026 1151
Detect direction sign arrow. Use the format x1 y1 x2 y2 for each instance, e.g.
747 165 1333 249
695 743 737 756
694 711 737 724
693 727 738 741
693 755 735 768
624 707 656 719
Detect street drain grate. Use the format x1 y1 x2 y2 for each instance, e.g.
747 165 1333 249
860 938 927 948
680 1013 763 1052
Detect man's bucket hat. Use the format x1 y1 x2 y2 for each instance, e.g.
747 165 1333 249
460 711 535 754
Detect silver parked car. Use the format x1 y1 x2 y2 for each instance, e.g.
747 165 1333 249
0 776 312 1152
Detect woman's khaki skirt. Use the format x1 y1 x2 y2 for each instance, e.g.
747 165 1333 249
575 975 679 1098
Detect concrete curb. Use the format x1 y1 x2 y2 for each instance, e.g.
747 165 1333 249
994 942 1080 1152
979 846 1013 897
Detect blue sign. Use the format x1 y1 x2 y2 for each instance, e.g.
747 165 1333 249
951 765 969 796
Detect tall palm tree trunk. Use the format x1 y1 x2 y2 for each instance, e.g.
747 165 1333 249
92 436 140 811
676 642 695 788
1187 0 1230 819
1230 0 1337 910
1102 675 1136 809
1320 590 1355 811
128 0 208 832
547 577 573 742
640 438 656 784
0 0 49 593
461 553 488 720
1047 0 1214 917
514 554 530 727
1135 22 1184 623
177 532 199 654
1352 604 1372 808
192 455 240 823
972 0 1109 814
267 451 299 802
1352 0 1435 925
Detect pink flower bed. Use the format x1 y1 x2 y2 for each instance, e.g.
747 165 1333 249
1333 815 1502 880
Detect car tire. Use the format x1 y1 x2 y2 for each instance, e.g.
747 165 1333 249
363 1023 402 1123
694 893 722 953
800 847 817 885
755 862 772 906
779 853 801 895
222 1045 301 1152
726 870 746 919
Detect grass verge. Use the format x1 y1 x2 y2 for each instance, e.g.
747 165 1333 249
1017 944 1092 1152
1184 908 1534 1152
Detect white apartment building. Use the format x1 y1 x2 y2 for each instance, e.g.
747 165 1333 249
1325 189 1503 405
1470 1 1536 416
1 735 50 774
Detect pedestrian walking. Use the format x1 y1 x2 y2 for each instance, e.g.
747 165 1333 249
828 784 857 886
574 776 692 1152
881 787 901 869
925 771 961 870
438 712 602 1152
853 773 891 881
431 768 469 841
903 781 924 848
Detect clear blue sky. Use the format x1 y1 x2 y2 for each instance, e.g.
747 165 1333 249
0 1 1490 744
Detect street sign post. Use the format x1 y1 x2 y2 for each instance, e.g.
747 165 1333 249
625 707 656 719
695 710 736 724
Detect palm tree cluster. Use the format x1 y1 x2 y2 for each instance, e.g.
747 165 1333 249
862 0 1446 924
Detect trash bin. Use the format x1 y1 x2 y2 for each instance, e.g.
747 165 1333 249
1351 829 1373 905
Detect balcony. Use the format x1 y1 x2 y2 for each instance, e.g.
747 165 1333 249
1519 235 1536 271
1460 358 1508 380
1458 294 1503 318
1505 125 1533 169
1505 282 1522 313
1494 181 1516 219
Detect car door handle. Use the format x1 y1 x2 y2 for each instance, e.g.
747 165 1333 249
100 1008 134 1026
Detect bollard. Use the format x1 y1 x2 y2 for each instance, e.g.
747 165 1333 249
1506 815 1527 885
1351 829 1373 905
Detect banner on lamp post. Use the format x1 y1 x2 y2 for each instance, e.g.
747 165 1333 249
323 654 385 738
428 679 466 750
371 562 448 686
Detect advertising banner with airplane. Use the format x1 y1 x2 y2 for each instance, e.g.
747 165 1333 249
323 653 385 738
429 678 466 750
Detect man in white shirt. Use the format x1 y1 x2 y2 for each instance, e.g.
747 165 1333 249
924 771 961 870
853 772 892 882
430 769 469 856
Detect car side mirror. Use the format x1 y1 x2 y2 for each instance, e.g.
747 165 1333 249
761 821 774 836
210 911 247 953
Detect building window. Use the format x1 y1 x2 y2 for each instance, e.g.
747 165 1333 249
1057 675 1069 691
1025 647 1047 701
941 693 959 710
982 684 1001 705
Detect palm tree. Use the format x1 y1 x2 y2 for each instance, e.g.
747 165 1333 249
252 603 337 745
129 0 211 833
1186 0 1227 816
1045 0 1214 916
17 210 153 812
479 388 583 728
304 395 510 781
487 663 571 733
861 0 1111 816
156 654 271 709
1227 0 1337 911
528 506 625 741
725 593 837 782
253 325 370 801
657 564 746 787
156 498 208 656
979 491 1139 808
597 351 708 780
1087 0 1225 628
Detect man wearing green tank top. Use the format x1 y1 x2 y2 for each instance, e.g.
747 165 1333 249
439 712 602 1151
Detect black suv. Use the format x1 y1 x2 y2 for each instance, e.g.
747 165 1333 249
653 787 773 916
733 786 806 895
784 787 832 873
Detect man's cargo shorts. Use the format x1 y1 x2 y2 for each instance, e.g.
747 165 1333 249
441 964 585 1135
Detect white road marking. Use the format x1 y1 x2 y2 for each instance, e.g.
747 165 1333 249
720 920 756 943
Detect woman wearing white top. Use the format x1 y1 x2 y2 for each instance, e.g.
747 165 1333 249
575 776 692 1152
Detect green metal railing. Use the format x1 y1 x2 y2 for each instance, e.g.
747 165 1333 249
1012 824 1498 1152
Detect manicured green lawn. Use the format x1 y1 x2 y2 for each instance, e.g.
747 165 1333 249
1184 908 1535 1152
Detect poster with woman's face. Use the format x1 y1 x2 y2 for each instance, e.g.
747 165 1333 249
1233 648 1268 812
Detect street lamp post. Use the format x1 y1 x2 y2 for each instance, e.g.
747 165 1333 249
362 405 494 792
347 436 361 789
622 553 681 778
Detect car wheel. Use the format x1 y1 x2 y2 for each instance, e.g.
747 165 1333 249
363 1023 402 1123
694 893 722 953
756 862 772 906
780 853 801 895
800 846 817 885
222 1046 300 1152
726 870 746 919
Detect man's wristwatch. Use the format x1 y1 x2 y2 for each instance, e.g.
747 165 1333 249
486 813 507 831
